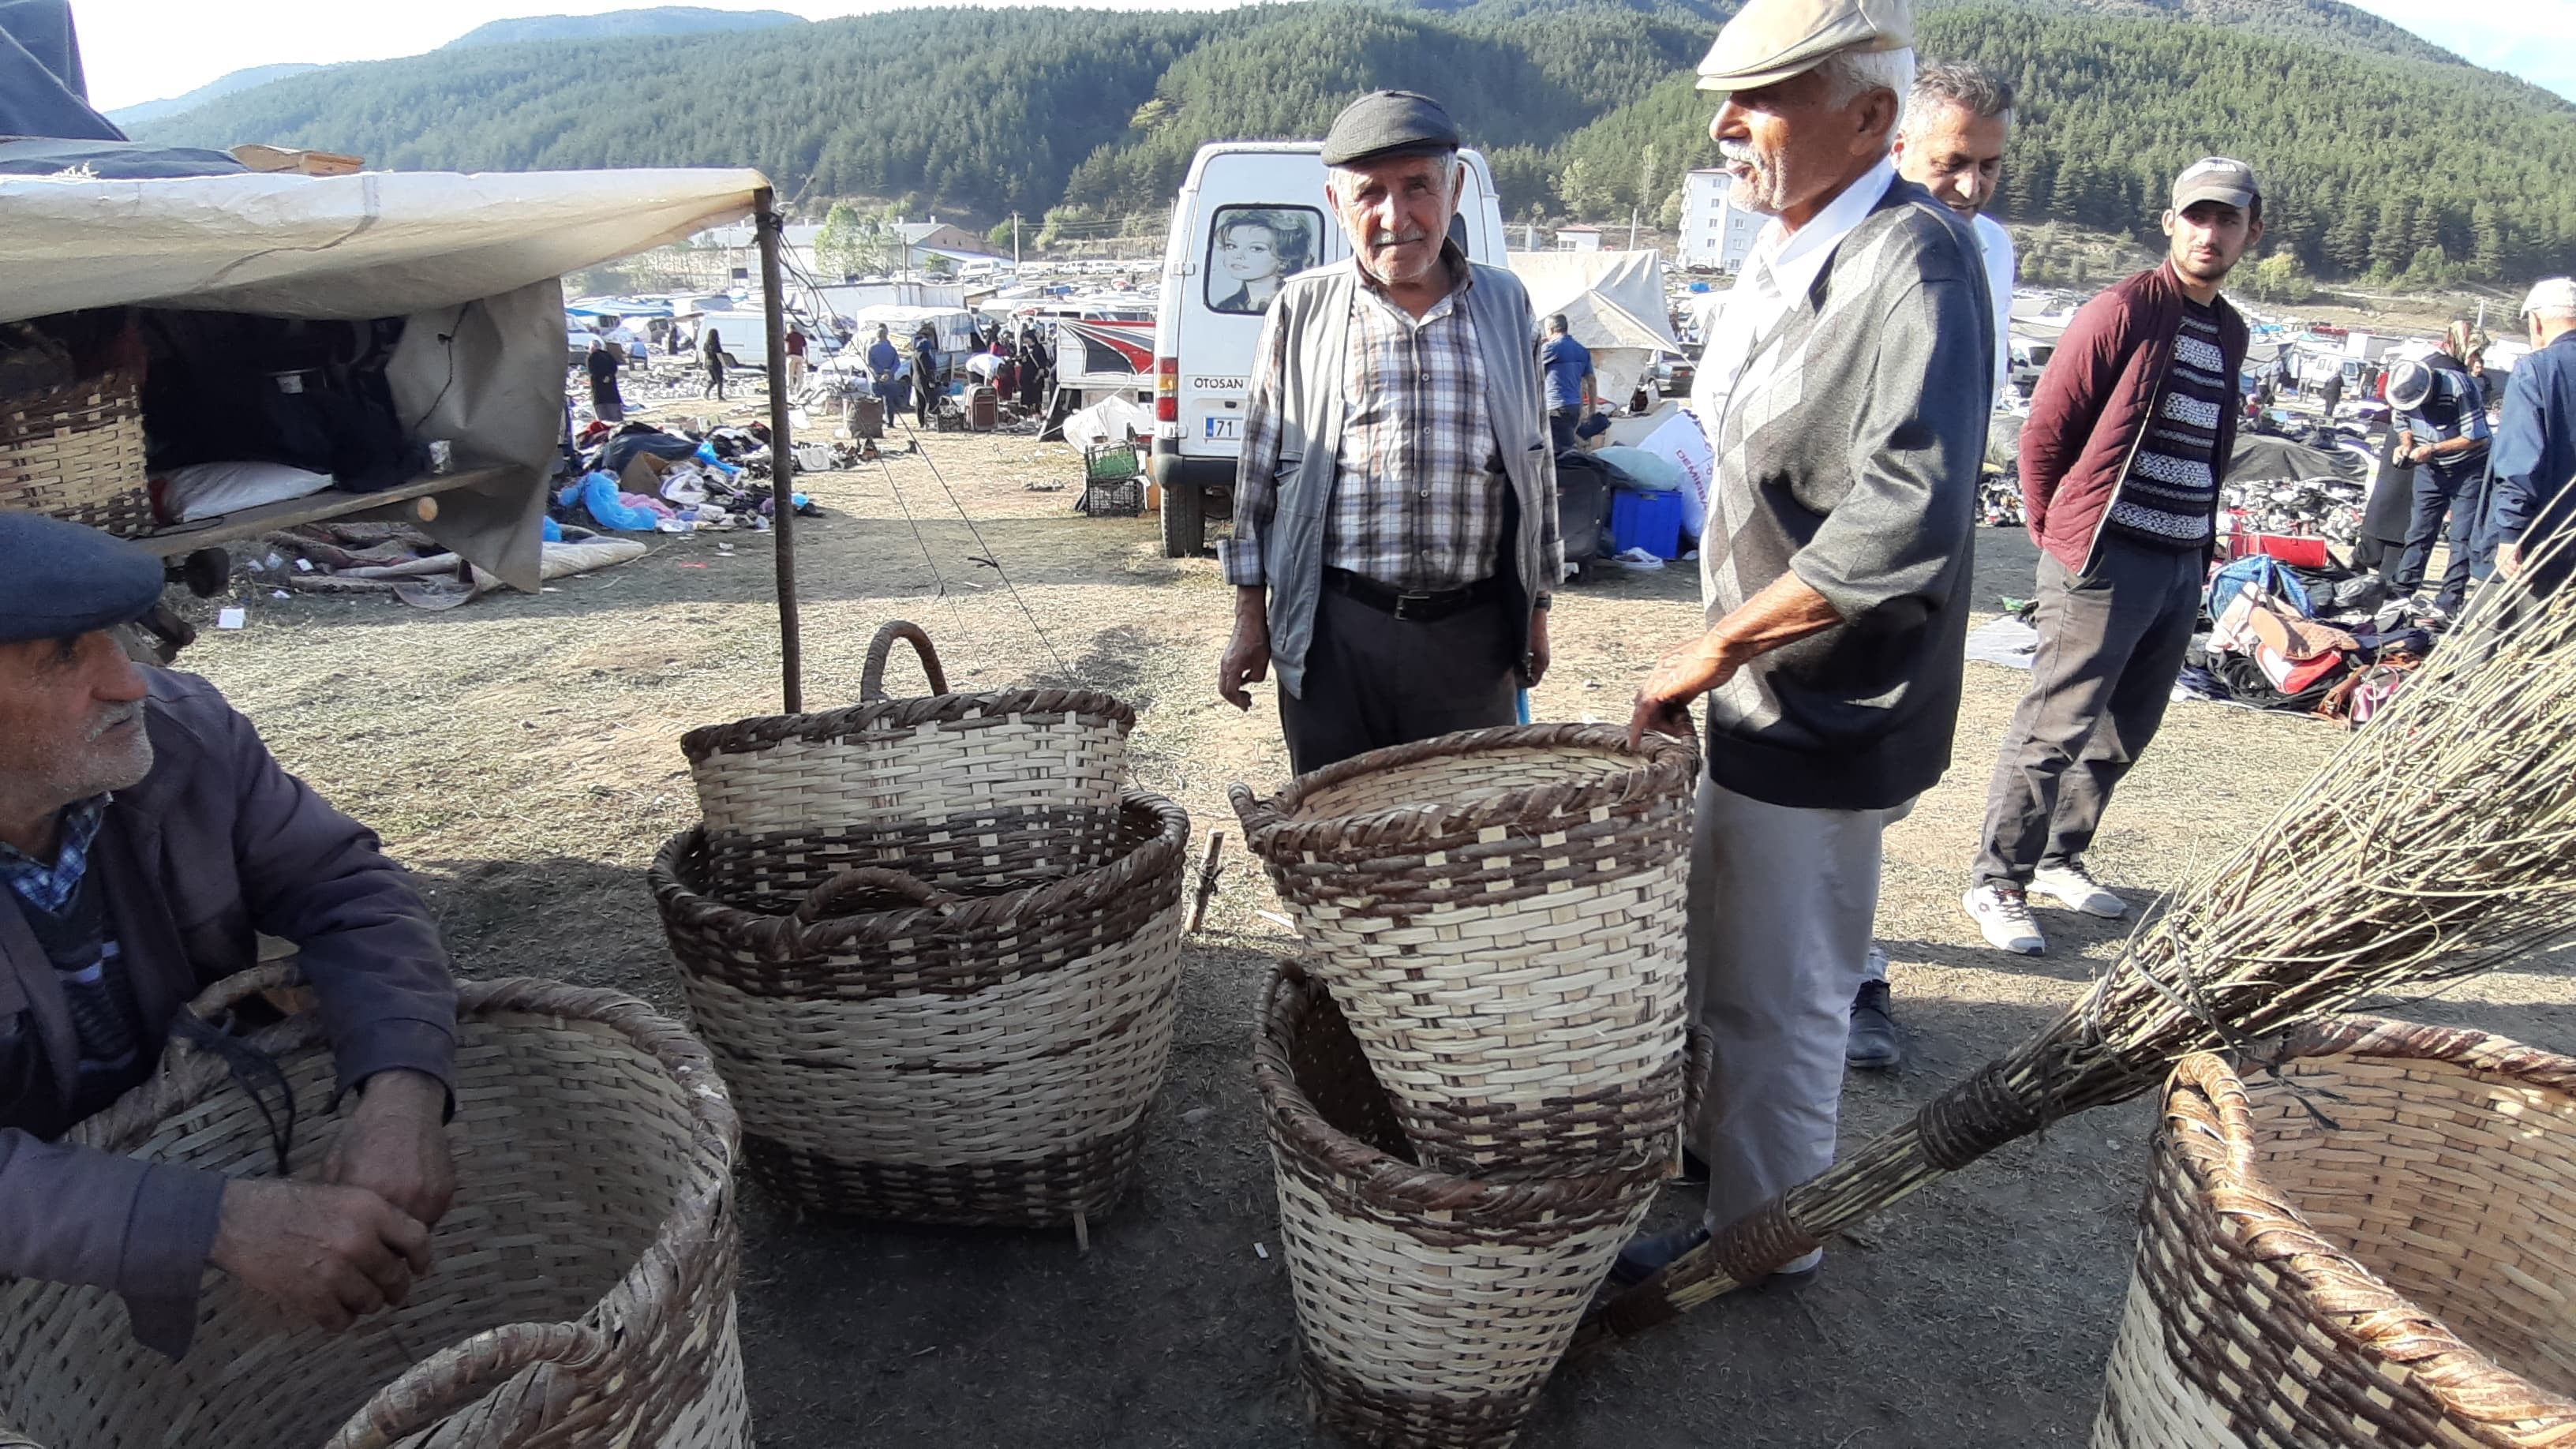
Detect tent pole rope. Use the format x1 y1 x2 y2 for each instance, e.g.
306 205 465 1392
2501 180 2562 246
755 187 803 713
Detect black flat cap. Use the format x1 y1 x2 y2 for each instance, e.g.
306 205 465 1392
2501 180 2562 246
1320 90 1462 168
0 512 164 642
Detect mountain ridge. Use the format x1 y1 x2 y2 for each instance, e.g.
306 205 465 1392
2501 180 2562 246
439 6 803 51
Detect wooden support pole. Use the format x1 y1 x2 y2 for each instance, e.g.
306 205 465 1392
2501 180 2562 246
755 188 803 713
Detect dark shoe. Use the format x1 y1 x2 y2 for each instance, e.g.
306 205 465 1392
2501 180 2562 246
1608 1222 1709 1287
1847 979 1900 1071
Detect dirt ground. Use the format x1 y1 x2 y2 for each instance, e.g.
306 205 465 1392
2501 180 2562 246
175 399 2576 1448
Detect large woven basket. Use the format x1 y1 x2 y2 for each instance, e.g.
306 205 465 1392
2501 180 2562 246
2094 1017 2576 1448
0 970 747 1449
1231 724 1698 1178
652 787 1189 1230
1257 965 1664 1449
680 620 1136 910
0 368 153 537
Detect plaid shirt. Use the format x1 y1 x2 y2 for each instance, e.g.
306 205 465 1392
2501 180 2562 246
1230 252 1558 594
0 796 107 914
0 795 144 1120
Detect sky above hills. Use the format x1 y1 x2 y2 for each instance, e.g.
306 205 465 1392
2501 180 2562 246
72 0 2574 113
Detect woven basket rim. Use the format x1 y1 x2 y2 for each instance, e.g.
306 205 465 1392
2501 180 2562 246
1255 963 1669 1216
649 788 1189 953
2162 1013 2576 1431
1229 722 1697 858
0 365 140 421
78 972 739 1441
677 687 1137 762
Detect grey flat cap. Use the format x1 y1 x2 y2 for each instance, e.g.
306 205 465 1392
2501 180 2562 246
0 511 163 642
1320 91 1462 168
1697 0 1912 94
2171 157 2260 212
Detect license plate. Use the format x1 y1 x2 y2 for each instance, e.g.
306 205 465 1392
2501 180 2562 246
1203 416 1241 441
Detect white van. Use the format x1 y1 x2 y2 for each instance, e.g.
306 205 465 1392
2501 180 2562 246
1148 142 1511 556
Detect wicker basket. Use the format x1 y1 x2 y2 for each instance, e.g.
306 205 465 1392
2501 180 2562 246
0 970 747 1449
2094 1017 2576 1449
680 621 1136 910
1230 723 1698 1178
0 369 153 537
653 785 1189 1229
1258 965 1664 1449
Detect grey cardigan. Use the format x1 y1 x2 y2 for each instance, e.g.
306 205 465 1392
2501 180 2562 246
1240 254 1559 697
0 670 457 1358
1699 178 1993 811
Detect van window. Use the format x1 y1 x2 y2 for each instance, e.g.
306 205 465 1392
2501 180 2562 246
1207 205 1323 316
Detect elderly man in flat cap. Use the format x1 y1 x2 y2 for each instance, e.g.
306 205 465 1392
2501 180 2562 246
0 513 458 1357
1620 0 1990 1282
1216 89 1561 774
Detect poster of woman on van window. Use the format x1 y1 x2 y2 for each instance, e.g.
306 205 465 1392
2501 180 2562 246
1211 209 1314 314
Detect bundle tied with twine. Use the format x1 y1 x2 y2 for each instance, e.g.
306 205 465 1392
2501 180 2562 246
1583 545 2576 1353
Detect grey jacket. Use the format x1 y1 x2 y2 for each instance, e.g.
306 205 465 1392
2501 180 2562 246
0 670 456 1357
1700 178 1992 811
1242 255 1558 696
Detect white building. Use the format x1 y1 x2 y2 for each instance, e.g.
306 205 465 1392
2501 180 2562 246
1681 169 1762 273
1556 226 1604 253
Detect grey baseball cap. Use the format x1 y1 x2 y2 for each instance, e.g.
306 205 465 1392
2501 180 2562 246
2171 157 2260 212
1320 91 1462 168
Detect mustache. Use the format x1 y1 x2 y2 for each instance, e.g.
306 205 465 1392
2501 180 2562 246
1717 138 1761 167
1365 230 1428 249
86 703 142 740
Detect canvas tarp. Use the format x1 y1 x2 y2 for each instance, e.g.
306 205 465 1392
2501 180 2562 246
1 167 766 590
1507 249 1684 400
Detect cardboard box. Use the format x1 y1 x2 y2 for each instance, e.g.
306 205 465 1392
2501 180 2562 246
230 144 365 177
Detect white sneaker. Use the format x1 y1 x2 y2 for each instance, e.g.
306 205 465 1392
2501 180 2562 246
2031 860 2129 919
1962 884 2045 955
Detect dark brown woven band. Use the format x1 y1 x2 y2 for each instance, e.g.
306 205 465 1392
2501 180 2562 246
1301 1354 1544 1449
743 1123 1148 1226
680 688 1136 762
1704 1200 1824 1286
1396 1074 1686 1181
1915 1058 2050 1173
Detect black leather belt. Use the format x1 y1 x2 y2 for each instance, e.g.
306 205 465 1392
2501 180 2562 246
1322 567 1504 623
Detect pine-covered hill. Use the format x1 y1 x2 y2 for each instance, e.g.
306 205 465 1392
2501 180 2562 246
135 0 2575 283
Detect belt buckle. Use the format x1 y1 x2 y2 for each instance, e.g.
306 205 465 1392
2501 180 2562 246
1391 590 1435 621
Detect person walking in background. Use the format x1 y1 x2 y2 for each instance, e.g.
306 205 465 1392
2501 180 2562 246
1852 54 2019 1069
1017 324 1050 414
2383 327 2494 620
783 326 807 395
584 338 625 423
911 324 939 425
2492 279 2576 593
699 328 727 402
1539 314 1600 452
1964 159 2260 957
1616 0 1988 1285
866 325 904 424
1215 89 1560 775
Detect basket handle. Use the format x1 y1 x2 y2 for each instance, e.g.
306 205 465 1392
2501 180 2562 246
179 962 309 1025
1226 781 1275 836
861 620 948 702
793 866 963 922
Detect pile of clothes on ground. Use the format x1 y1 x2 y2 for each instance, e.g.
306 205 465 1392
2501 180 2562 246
556 419 817 534
2177 553 2432 726
256 520 647 611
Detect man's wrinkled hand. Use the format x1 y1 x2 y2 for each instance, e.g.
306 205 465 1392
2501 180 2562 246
210 1178 430 1333
326 1069 454 1230
1627 634 1739 749
2500 541 2525 579
1219 622 1271 711
1522 608 1552 687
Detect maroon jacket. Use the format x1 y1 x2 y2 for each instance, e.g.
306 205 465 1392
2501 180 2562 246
0 670 456 1358
2020 262 2249 571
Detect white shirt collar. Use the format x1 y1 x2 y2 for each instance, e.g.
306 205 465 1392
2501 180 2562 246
1746 157 1897 305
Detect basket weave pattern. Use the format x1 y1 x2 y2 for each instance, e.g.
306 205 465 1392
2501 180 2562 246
1233 724 1698 1178
1258 968 1661 1449
2094 1017 2576 1449
0 369 153 537
0 974 746 1449
657 788 1188 1226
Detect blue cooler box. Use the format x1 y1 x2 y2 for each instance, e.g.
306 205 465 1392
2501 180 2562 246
1608 489 1685 560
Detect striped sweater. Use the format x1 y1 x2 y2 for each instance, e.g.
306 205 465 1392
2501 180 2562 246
2103 300 2230 549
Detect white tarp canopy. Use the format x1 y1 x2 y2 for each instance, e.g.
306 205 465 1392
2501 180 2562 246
1507 249 1684 400
1 167 766 590
0 167 767 323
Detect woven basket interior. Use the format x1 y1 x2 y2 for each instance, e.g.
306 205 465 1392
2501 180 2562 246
2241 1055 2576 1398
0 1013 708 1447
1294 745 1634 822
